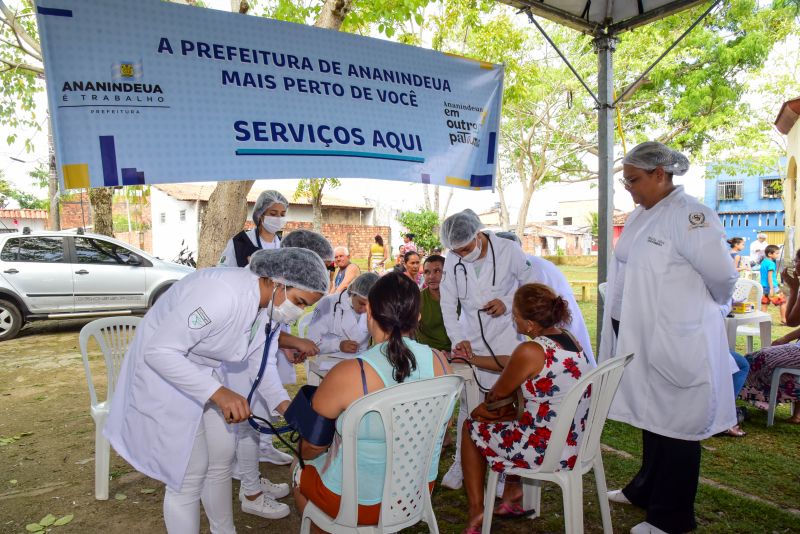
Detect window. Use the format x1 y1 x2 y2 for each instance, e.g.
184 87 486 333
1 237 65 263
721 216 726 227
74 237 135 265
761 178 782 199
179 209 186 222
744 215 749 227
562 217 573 225
160 212 166 223
717 180 743 200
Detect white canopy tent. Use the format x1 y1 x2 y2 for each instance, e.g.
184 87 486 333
497 0 722 342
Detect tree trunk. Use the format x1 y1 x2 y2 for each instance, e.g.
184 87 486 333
47 116 60 230
312 192 323 233
496 168 510 231
315 0 352 29
433 185 440 217
423 184 431 211
441 187 454 220
89 187 114 236
196 179 255 267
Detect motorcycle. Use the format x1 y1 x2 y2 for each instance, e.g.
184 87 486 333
173 240 197 268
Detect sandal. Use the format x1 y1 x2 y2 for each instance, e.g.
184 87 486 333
493 501 536 519
715 427 747 437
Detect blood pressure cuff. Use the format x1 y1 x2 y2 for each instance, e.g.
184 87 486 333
284 385 337 447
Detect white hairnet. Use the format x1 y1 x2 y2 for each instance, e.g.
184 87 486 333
622 141 689 176
495 231 521 245
252 190 289 225
249 248 329 294
348 272 379 298
281 230 334 262
440 209 484 249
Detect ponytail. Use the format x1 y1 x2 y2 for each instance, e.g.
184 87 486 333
386 324 417 383
368 272 420 383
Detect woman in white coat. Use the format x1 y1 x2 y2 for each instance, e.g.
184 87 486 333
438 209 533 489
218 190 288 267
599 142 738 534
306 272 379 356
104 247 330 533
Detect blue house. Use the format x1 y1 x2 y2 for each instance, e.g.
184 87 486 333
703 164 785 249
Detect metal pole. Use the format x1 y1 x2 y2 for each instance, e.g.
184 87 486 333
594 33 617 351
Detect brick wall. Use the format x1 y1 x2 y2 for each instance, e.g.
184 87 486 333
283 222 390 261
59 192 151 230
115 230 153 254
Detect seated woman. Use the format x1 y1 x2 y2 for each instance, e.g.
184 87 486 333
740 331 800 423
293 272 452 527
460 283 593 533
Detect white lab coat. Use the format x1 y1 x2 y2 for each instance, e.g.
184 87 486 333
526 255 596 366
306 292 370 355
223 308 288 420
104 268 261 490
441 232 531 384
218 229 280 267
598 186 739 441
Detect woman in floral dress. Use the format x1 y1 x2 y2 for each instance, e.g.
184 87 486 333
459 283 593 533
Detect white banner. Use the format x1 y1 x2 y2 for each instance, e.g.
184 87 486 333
36 0 504 191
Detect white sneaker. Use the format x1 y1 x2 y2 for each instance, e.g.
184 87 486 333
241 493 290 519
607 489 632 505
240 477 291 500
630 521 669 534
259 440 293 465
441 460 463 490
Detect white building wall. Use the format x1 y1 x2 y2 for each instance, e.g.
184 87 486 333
0 217 47 232
151 189 200 259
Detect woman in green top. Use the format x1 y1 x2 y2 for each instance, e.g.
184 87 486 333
417 255 452 351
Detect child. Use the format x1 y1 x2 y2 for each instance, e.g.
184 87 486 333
760 244 787 323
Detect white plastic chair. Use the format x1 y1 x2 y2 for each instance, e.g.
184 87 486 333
481 353 634 534
300 375 463 534
767 367 800 426
732 278 765 353
598 282 607 304
79 316 141 500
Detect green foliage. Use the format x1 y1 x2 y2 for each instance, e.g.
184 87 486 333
397 209 440 253
0 171 47 209
588 212 599 236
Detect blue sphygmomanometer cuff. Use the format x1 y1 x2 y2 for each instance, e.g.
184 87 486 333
284 385 337 447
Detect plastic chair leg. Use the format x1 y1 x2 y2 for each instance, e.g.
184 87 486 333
561 474 584 534
423 495 440 534
767 369 782 427
299 513 312 534
94 418 110 500
481 470 500 534
746 336 754 354
593 456 614 534
522 477 542 519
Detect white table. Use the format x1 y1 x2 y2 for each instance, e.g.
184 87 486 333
724 311 772 351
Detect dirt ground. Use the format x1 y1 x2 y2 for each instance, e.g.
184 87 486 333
0 319 302 534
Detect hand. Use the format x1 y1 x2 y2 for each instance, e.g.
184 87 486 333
294 338 320 356
782 268 799 289
276 399 291 415
284 349 308 364
482 299 506 317
452 340 473 359
340 340 359 353
209 386 251 423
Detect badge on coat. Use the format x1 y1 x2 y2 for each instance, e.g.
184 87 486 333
188 307 212 329
688 212 708 230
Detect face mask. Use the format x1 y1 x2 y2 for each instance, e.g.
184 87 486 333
261 216 286 234
269 286 304 324
460 236 482 263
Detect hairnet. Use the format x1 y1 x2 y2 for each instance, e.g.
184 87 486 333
280 230 334 262
440 209 484 249
348 272 379 298
252 190 289 225
622 141 689 176
249 248 329 294
495 231 521 245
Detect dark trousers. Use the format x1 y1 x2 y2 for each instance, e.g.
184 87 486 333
622 429 700 533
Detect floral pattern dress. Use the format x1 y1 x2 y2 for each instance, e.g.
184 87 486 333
467 334 593 473
740 343 800 406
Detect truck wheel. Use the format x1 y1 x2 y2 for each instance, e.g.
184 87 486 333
0 299 24 341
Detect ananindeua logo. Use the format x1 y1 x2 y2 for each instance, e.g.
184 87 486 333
188 307 212 329
59 59 167 113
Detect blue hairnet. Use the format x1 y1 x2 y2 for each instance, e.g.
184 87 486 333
495 231 521 245
281 230 334 262
348 272 379 298
440 209 484 249
252 190 289 225
249 248 329 294
622 142 689 176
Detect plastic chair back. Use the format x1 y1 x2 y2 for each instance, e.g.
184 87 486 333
336 375 462 532
732 278 763 304
537 354 633 474
79 316 141 407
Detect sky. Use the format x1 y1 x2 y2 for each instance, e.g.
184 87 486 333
0 0 763 225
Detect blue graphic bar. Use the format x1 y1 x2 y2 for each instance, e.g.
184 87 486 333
470 174 493 188
487 132 497 164
99 136 119 186
37 6 73 17
235 148 424 163
121 168 146 186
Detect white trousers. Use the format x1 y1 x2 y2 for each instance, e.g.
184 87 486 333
164 404 236 534
236 422 262 496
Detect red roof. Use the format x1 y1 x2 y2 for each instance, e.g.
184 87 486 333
0 209 49 220
775 97 800 135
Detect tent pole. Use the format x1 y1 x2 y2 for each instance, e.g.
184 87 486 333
594 32 616 351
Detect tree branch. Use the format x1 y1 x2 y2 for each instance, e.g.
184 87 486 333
0 56 44 74
0 0 41 60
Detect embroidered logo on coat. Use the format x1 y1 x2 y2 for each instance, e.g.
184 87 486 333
688 212 708 229
188 307 212 329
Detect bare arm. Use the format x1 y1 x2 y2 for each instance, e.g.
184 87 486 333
773 326 800 345
487 342 545 401
782 267 800 326
468 355 512 372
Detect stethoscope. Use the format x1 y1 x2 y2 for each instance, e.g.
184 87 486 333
454 232 496 301
332 291 362 341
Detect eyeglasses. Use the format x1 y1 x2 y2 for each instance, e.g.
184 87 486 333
618 176 640 188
